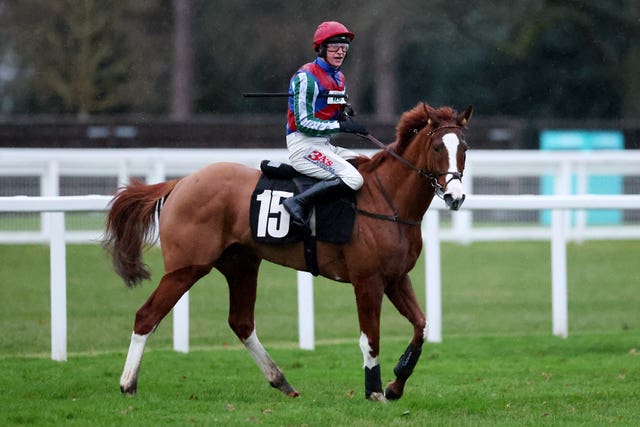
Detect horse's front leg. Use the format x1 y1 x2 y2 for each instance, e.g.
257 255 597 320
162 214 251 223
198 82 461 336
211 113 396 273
383 274 427 400
353 279 386 402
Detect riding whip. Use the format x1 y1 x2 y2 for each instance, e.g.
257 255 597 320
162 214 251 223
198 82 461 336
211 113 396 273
243 92 347 98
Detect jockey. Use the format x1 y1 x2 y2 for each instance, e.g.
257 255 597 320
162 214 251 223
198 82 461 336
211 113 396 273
283 20 369 226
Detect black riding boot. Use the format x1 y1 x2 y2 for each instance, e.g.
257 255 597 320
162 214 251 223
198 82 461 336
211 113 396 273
283 177 352 226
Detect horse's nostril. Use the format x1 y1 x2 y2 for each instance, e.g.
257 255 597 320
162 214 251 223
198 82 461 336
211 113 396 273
444 194 465 211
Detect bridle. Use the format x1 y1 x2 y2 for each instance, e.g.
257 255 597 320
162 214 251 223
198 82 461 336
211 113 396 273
357 125 464 200
353 125 466 227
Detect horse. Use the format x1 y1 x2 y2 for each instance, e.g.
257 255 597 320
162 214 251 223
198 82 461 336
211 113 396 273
102 102 472 402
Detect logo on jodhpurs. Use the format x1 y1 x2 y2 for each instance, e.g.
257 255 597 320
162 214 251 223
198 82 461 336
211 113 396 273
305 149 337 174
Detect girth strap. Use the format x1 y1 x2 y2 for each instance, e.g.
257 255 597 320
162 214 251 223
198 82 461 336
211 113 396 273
302 228 319 276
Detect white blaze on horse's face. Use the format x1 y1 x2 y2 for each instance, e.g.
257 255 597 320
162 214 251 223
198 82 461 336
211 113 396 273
442 133 465 209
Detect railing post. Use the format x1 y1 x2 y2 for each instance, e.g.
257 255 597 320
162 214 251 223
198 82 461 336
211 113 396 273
297 271 315 350
551 208 568 338
575 162 588 241
425 210 442 343
148 156 166 185
172 293 189 353
117 161 129 188
41 160 60 240
49 211 67 361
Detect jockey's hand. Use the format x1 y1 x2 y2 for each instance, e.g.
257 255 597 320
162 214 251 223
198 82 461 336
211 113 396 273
339 116 369 135
338 103 355 119
345 103 356 117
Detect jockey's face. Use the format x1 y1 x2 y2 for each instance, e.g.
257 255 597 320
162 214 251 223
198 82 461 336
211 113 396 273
325 43 348 68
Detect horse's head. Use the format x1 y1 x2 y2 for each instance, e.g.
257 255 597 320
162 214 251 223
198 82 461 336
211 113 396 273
424 104 472 210
396 103 472 210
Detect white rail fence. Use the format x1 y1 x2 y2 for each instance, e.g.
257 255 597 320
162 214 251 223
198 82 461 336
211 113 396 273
2 194 640 361
2 148 640 243
1 149 639 360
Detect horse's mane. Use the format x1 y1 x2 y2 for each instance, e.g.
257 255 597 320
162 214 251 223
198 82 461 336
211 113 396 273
357 102 458 173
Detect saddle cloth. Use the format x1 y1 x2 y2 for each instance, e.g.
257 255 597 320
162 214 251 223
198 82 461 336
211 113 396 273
249 160 355 245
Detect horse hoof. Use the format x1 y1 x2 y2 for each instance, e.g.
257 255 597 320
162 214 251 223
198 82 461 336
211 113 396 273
384 382 403 401
384 386 402 401
367 392 388 403
271 379 299 397
280 385 299 397
120 382 137 395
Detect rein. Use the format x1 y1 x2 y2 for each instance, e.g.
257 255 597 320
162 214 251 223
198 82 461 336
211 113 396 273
355 126 462 226
357 129 463 196
353 127 463 225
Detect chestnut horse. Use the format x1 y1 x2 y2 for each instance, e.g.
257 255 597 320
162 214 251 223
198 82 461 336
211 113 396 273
103 102 472 401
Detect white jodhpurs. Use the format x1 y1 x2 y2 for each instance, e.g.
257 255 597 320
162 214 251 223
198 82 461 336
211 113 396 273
286 132 364 190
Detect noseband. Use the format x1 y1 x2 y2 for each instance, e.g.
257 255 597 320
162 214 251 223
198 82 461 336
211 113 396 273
359 125 464 199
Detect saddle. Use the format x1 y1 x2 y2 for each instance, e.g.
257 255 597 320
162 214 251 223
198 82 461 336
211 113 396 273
249 160 356 275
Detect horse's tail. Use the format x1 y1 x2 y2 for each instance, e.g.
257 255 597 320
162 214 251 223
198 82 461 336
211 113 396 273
102 178 179 288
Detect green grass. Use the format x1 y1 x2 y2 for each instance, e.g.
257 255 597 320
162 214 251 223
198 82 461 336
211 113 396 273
0 212 108 231
1 336 638 426
1 241 639 425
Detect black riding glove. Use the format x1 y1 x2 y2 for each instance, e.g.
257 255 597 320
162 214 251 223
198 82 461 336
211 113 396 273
344 103 356 117
339 116 369 135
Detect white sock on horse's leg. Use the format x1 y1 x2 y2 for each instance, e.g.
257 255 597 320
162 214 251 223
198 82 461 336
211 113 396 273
243 330 283 384
243 330 299 396
120 331 151 394
359 332 386 401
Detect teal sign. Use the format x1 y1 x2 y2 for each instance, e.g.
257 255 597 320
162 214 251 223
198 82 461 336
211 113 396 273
540 130 624 225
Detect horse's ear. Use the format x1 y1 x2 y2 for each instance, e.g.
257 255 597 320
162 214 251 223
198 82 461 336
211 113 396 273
457 105 473 127
421 103 429 125
424 103 438 126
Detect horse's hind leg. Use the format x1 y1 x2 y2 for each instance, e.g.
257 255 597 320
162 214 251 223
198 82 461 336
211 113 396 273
120 264 212 394
383 274 427 400
215 246 299 397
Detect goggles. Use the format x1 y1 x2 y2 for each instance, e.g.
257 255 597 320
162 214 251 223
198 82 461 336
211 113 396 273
325 43 350 53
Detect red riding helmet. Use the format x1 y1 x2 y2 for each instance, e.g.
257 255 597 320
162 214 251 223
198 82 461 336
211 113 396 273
313 21 355 51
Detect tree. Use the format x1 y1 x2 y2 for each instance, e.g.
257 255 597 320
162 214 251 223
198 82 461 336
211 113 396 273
3 0 170 116
436 0 640 119
8 1 129 116
2 0 638 120
170 0 194 120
